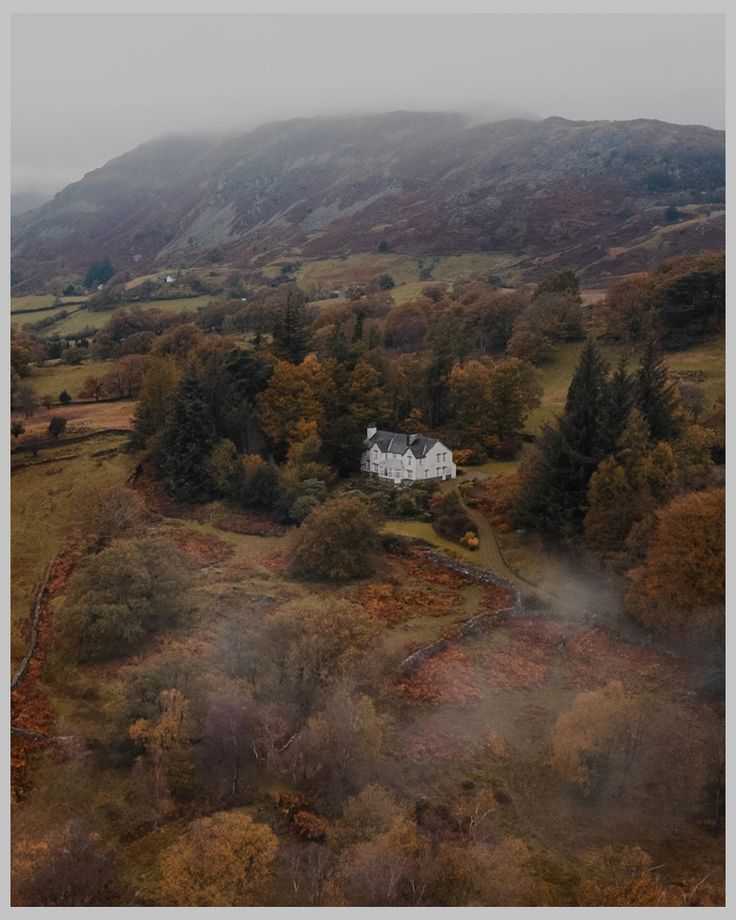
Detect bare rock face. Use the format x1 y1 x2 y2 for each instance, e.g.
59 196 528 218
11 111 724 290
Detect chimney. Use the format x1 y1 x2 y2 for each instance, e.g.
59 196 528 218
367 423 377 439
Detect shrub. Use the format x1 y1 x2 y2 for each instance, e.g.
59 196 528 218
59 390 72 405
289 495 380 580
58 536 192 662
48 416 67 439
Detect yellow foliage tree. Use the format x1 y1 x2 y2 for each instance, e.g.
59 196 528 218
157 811 278 906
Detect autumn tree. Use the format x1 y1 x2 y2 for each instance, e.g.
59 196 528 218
239 454 280 509
59 536 192 662
551 681 641 794
257 354 333 456
132 356 181 442
583 410 676 569
251 597 379 711
487 357 541 439
14 381 38 418
600 275 660 343
103 354 148 398
533 268 581 302
289 495 381 580
77 376 106 401
627 488 724 639
129 688 196 813
447 359 494 447
74 484 147 549
206 438 242 496
383 300 430 352
151 322 204 361
576 846 675 907
12 820 119 906
199 687 264 799
429 837 550 907
156 811 278 906
326 782 427 906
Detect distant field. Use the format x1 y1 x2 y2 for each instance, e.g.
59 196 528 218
14 398 136 439
11 295 89 313
28 360 114 399
13 295 217 337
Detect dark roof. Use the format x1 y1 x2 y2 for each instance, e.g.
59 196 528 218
365 429 438 459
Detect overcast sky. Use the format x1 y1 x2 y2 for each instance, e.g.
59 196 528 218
11 13 725 195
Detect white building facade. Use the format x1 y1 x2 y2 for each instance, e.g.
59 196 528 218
360 425 457 484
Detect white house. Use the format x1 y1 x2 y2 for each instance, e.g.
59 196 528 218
361 425 457 484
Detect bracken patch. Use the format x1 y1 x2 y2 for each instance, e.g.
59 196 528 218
477 619 562 690
357 583 458 624
396 647 483 706
167 527 234 567
565 627 683 690
403 547 475 588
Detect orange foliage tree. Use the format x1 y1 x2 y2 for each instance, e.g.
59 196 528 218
627 487 724 638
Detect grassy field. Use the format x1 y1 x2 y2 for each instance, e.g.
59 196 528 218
28 360 115 400
11 295 89 313
526 336 724 434
11 434 135 666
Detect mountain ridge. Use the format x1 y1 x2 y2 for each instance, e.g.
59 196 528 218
11 110 724 292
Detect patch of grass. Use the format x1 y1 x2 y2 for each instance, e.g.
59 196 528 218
432 252 523 282
665 336 725 405
12 295 57 311
296 252 419 288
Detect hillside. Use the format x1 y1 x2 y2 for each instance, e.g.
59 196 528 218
11 111 724 292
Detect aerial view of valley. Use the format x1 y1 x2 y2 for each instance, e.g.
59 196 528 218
9 10 726 910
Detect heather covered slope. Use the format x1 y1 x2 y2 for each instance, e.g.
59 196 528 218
11 112 724 291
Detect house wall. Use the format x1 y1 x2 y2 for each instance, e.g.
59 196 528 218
360 440 457 483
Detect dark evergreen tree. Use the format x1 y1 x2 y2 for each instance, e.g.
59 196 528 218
425 309 465 427
321 415 366 476
635 339 681 441
159 367 217 502
83 258 115 288
196 346 272 452
514 340 610 537
600 355 634 455
352 308 366 344
272 288 310 363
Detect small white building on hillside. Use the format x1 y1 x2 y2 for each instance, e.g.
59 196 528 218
361 425 457 485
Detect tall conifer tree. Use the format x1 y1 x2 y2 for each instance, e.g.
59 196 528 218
515 340 609 536
635 338 681 441
160 366 217 502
